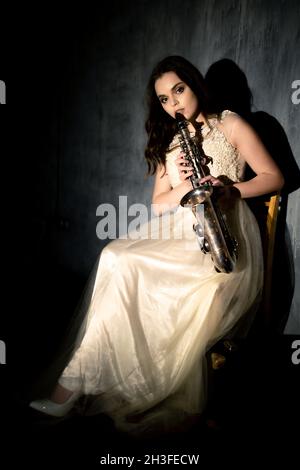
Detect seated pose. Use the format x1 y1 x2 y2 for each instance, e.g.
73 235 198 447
30 56 284 437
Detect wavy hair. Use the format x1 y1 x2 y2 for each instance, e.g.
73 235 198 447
145 56 216 175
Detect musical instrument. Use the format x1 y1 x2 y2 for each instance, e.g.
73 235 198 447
176 112 238 273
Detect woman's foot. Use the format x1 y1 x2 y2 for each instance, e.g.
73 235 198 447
29 385 81 417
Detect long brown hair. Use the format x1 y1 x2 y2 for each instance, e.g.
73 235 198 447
145 56 216 175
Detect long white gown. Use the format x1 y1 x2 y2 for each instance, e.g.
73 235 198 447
58 110 263 436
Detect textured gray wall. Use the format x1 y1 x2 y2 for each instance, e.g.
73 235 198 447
29 0 300 332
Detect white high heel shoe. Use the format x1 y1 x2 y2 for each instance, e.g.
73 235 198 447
29 391 81 417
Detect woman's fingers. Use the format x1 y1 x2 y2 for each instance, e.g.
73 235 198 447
181 170 193 180
178 167 193 181
175 155 193 172
174 154 195 181
175 157 190 167
199 175 224 186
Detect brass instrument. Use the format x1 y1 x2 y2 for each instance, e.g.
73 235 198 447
175 112 237 273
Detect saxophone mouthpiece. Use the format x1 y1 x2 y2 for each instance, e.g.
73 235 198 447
175 112 185 121
175 112 188 130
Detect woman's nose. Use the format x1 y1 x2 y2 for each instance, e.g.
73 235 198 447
171 96 179 106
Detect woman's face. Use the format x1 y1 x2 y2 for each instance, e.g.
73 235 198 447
154 71 200 121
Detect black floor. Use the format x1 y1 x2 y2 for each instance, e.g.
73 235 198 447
2 333 298 466
2 263 299 465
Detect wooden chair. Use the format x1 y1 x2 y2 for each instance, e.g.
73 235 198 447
257 192 281 327
208 190 282 369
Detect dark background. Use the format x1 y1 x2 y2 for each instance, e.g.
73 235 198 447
1 0 300 464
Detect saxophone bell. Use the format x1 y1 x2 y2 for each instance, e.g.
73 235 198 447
180 185 213 207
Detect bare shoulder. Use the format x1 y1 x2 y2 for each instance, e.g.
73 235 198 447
218 111 257 147
218 111 242 141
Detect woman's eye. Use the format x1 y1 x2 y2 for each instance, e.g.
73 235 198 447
160 97 167 104
176 86 184 94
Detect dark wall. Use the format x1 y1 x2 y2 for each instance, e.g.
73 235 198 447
11 0 300 332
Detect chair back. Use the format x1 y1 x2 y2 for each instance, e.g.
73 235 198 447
247 191 281 327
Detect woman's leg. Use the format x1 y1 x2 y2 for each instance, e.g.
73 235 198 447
50 383 75 403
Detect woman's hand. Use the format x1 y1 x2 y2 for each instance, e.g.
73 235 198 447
200 175 241 210
175 152 194 181
211 183 241 211
199 175 224 187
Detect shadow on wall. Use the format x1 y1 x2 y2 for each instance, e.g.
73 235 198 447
205 58 300 333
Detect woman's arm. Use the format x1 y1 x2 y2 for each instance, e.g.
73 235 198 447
151 114 284 214
152 163 192 215
222 115 285 198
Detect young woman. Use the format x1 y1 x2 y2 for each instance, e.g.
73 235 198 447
30 56 284 436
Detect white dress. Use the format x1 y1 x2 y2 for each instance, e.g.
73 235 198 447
58 110 263 436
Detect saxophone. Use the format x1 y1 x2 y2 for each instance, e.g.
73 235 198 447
175 112 238 273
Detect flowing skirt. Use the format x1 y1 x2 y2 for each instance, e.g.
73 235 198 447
58 199 263 436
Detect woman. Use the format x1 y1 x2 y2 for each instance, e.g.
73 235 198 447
30 56 284 436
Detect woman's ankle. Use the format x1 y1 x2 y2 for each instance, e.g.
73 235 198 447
50 383 74 404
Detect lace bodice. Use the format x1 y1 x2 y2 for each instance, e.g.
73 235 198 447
165 110 246 188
